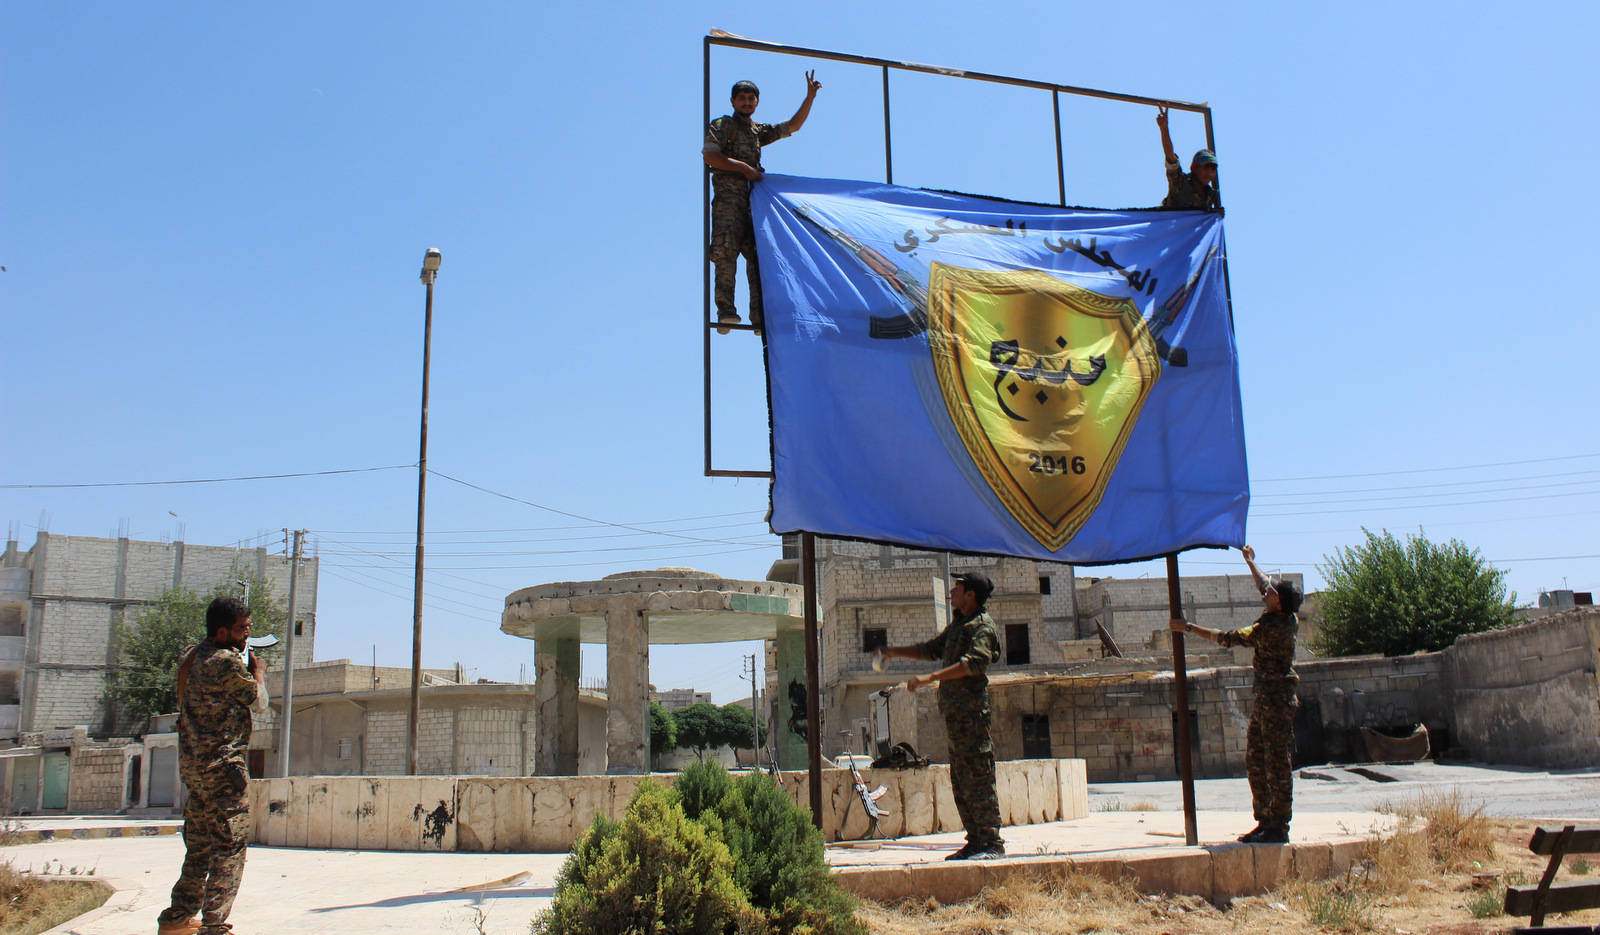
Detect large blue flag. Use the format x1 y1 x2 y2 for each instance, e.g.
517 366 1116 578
754 175 1247 565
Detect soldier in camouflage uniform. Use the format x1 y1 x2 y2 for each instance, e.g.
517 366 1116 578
877 572 1004 860
702 72 821 334
1155 106 1223 215
1170 545 1301 844
156 596 268 935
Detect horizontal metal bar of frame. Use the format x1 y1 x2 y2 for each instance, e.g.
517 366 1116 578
708 34 1210 114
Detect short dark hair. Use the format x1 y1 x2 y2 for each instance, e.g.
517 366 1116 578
731 80 759 99
951 572 993 607
1273 579 1303 615
206 596 251 637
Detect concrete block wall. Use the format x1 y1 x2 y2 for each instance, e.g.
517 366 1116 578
1444 608 1600 769
248 758 1088 853
67 745 129 812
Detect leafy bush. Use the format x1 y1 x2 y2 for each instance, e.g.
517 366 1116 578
676 758 733 822
1312 528 1517 657
539 764 863 935
532 780 757 935
712 769 865 935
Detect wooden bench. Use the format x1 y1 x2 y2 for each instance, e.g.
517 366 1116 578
1505 824 1600 932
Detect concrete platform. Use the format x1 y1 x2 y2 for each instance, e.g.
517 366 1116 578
825 809 1400 906
2 808 1400 934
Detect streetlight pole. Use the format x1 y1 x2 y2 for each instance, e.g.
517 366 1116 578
408 247 441 776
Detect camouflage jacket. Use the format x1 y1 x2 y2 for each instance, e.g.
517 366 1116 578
703 114 790 179
918 608 1000 708
178 640 264 787
1161 158 1220 212
1216 611 1299 690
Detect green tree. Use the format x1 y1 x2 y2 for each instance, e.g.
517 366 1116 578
103 566 286 722
720 702 766 753
1311 528 1517 658
671 702 755 760
649 701 678 760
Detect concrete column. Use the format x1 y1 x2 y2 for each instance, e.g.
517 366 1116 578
533 637 579 775
774 627 809 770
605 609 649 775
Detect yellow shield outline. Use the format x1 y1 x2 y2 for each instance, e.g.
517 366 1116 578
927 263 1162 550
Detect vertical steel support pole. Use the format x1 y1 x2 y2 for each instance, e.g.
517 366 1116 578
408 276 434 776
702 37 714 475
277 529 303 778
801 532 823 827
881 66 893 184
1053 90 1066 206
1201 107 1237 331
1166 552 1198 845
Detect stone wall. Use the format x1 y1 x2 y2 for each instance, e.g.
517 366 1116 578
1444 608 1600 769
248 758 1089 852
890 651 1454 782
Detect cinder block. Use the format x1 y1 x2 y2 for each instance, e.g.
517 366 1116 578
1210 843 1255 903
1125 851 1211 898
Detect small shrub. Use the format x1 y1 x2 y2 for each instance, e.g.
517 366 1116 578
532 780 758 935
713 770 865 935
1465 883 1505 919
1570 856 1592 876
1292 877 1378 930
1378 788 1495 872
676 758 734 822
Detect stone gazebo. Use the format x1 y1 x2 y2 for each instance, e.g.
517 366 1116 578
501 568 805 775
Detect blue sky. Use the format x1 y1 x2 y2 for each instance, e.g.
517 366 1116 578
4 3 1596 705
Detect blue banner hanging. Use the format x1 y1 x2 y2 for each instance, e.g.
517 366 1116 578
755 175 1247 565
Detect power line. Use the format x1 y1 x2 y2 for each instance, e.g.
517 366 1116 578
1250 468 1600 499
1250 478 1600 508
428 470 768 547
0 464 412 489
1251 452 1600 484
308 510 765 536
1252 487 1600 517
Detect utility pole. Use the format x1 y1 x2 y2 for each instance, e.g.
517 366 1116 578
277 529 304 778
745 653 761 768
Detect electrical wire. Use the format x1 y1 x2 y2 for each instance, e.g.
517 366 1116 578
0 464 412 489
1251 452 1600 484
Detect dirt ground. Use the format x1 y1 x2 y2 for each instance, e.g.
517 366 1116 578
858 811 1600 935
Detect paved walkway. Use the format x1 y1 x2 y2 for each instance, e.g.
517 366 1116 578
6 762 1590 934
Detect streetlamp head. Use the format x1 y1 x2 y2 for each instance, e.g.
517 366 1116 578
420 247 442 284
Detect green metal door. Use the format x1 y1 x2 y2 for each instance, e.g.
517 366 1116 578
41 754 68 809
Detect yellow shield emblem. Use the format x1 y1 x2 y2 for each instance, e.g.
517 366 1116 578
927 263 1161 550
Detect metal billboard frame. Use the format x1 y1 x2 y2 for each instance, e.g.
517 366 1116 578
702 32 1217 480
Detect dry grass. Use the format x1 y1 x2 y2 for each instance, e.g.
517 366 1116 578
855 795 1600 935
0 861 110 935
1093 797 1158 812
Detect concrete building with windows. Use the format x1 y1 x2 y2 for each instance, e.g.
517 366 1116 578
0 531 317 740
0 531 317 813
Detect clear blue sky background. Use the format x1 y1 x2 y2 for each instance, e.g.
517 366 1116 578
5 3 1596 705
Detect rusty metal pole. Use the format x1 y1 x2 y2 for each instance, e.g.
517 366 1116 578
801 532 823 828
1167 552 1198 845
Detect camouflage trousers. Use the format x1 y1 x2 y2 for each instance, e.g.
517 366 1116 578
1246 691 1298 831
709 178 762 324
159 781 250 934
943 697 1001 847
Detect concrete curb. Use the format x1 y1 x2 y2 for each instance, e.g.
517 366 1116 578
11 825 180 845
837 835 1388 906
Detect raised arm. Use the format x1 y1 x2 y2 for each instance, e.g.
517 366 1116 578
1156 106 1177 165
787 70 822 133
1241 544 1269 593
